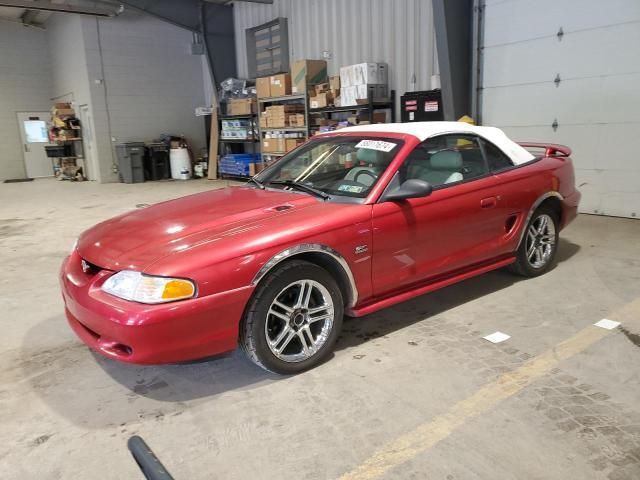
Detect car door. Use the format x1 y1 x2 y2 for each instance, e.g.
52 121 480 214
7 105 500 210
478 137 542 256
370 134 507 297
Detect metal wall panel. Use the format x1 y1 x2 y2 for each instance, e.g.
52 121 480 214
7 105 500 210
233 0 438 110
481 0 640 218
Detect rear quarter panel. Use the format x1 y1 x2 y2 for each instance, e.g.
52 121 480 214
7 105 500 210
494 155 578 254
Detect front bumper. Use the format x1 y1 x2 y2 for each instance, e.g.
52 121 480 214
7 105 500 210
60 251 254 364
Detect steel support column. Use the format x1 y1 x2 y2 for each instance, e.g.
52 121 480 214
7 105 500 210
432 0 473 121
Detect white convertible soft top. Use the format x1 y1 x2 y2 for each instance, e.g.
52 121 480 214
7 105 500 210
329 121 535 165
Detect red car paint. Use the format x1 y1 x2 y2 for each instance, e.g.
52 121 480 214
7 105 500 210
60 130 580 364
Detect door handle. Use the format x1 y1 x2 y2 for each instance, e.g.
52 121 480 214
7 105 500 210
480 196 497 208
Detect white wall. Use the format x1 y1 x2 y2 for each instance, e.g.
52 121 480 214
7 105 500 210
86 14 208 157
0 22 52 181
233 0 438 111
481 0 640 218
44 12 209 183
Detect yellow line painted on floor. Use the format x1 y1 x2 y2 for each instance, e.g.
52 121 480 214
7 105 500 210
339 299 640 480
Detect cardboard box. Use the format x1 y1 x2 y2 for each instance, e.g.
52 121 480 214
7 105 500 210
309 92 333 109
262 138 285 153
267 104 303 115
267 116 287 128
314 83 329 95
256 76 271 98
270 73 291 97
340 62 388 87
289 113 306 127
329 76 340 90
285 138 305 152
341 84 389 106
259 115 268 128
227 98 256 115
262 138 274 153
291 59 328 94
349 112 386 124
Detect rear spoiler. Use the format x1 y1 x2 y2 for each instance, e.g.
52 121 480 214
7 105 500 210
518 142 571 157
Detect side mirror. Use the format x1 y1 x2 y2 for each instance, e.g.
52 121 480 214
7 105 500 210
383 179 433 202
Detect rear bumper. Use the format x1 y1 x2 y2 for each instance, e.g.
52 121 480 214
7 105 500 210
60 251 254 364
560 189 581 229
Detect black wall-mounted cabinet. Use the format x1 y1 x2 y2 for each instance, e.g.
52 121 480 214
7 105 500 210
400 89 444 123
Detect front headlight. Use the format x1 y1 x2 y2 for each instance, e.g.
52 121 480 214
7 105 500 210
71 239 78 253
102 270 196 304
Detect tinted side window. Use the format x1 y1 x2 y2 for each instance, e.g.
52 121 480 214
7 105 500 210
401 134 489 188
481 139 513 171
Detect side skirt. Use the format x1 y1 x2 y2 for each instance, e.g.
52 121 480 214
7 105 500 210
347 256 516 318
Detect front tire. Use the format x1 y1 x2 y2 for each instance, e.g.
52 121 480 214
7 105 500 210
509 206 559 277
240 260 344 374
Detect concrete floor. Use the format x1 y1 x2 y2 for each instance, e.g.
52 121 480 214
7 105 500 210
1 178 639 480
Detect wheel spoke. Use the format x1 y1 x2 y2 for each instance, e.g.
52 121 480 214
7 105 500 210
308 305 330 315
528 226 537 240
536 246 545 264
268 308 290 322
272 327 296 353
539 234 555 245
536 216 548 234
272 300 293 314
297 330 312 355
309 313 332 324
527 242 537 260
295 281 313 308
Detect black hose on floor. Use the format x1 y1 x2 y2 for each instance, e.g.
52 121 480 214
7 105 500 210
127 435 175 480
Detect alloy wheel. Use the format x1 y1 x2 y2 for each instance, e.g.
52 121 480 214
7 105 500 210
264 280 335 363
525 213 557 269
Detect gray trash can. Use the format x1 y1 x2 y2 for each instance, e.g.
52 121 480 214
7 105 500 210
116 142 145 184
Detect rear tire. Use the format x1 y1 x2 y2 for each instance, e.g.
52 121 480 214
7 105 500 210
240 260 344 374
509 206 559 277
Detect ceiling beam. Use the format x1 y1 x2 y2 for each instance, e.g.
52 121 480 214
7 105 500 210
0 0 119 17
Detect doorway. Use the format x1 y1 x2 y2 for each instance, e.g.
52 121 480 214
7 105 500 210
17 112 54 178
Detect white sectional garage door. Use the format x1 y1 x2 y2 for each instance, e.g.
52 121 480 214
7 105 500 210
480 0 640 218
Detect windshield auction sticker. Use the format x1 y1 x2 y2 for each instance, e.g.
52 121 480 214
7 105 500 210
355 140 397 153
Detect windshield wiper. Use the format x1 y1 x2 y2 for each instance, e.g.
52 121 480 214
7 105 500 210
247 177 265 190
268 180 330 200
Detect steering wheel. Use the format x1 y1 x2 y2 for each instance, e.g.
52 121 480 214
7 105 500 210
354 169 377 185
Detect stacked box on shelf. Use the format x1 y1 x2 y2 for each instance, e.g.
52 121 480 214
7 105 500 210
221 119 256 140
263 104 305 128
340 62 389 106
219 153 262 177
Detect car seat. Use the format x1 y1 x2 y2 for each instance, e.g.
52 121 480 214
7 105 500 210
344 149 386 186
407 150 463 186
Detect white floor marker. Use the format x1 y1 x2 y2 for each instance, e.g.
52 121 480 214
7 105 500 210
594 319 621 330
483 331 511 343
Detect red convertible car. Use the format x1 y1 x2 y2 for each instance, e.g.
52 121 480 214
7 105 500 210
60 122 580 374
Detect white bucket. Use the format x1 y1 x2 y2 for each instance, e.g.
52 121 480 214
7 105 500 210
170 148 192 180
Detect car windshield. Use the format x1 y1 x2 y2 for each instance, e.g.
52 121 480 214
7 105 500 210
256 136 404 199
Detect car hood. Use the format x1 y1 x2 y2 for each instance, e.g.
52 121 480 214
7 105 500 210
77 186 319 271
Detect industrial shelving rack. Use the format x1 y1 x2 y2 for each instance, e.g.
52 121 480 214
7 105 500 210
47 124 85 178
257 93 309 163
308 90 396 135
218 112 259 180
